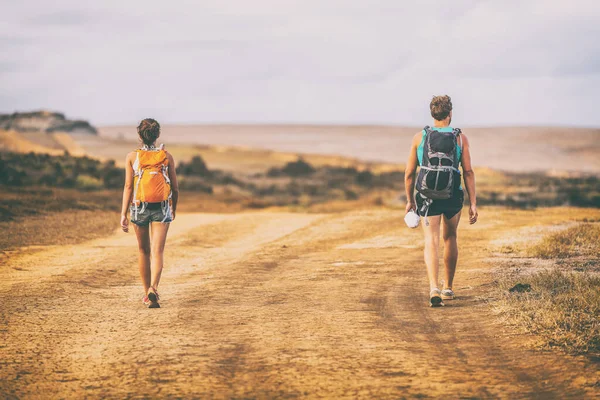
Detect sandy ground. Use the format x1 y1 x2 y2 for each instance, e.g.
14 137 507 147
2 207 600 399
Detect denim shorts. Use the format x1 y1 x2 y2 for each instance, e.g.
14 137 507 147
130 202 173 227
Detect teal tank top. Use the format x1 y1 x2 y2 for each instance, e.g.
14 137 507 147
417 126 463 190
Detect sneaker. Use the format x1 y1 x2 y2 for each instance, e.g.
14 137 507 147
147 287 161 309
142 295 151 306
430 288 444 307
441 288 455 300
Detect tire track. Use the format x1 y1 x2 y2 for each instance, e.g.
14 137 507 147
1 210 598 399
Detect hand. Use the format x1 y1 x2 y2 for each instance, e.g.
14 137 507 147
405 202 416 215
171 210 176 221
469 204 478 225
120 214 129 233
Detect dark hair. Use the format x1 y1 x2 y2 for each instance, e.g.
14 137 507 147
137 118 160 145
430 95 453 121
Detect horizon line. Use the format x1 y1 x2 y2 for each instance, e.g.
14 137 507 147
97 121 600 130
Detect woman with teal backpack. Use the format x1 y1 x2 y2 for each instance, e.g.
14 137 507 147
404 95 478 307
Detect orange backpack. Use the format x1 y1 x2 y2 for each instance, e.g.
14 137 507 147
131 146 172 218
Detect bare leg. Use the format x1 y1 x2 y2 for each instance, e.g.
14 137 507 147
422 215 442 290
150 222 170 289
134 224 151 294
442 210 462 289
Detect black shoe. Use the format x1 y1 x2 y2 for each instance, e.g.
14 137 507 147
147 287 160 308
430 289 445 307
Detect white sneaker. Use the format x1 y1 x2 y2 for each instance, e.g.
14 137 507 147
441 288 455 300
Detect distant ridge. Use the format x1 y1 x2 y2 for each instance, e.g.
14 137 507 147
0 110 97 135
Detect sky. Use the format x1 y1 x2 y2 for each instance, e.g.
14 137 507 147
1 0 600 126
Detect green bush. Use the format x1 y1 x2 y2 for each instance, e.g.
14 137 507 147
0 151 123 190
76 175 104 191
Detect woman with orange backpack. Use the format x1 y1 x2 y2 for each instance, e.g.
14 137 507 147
120 118 179 308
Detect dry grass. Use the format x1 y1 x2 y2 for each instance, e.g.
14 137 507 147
496 222 600 356
0 187 122 252
496 268 600 356
0 209 118 253
527 223 600 258
0 187 122 221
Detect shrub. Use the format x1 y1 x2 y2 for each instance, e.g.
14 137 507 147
102 169 124 188
76 175 104 191
178 177 213 194
269 158 315 177
177 155 211 177
0 151 123 190
40 174 59 186
0 165 26 186
355 170 374 186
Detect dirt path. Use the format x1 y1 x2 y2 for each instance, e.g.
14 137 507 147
1 209 599 399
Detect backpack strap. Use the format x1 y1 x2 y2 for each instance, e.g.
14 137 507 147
452 128 463 155
451 128 463 167
132 150 141 176
417 193 433 226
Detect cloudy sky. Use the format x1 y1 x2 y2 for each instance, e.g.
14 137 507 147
1 0 599 126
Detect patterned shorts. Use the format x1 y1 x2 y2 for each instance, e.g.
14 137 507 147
130 201 173 227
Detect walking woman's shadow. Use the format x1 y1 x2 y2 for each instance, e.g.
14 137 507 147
444 295 476 307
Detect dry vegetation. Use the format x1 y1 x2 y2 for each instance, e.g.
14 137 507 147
527 223 600 259
1 151 402 212
495 223 600 356
497 269 600 356
0 187 122 252
2 147 599 257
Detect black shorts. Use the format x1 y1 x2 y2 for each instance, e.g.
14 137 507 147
416 190 464 220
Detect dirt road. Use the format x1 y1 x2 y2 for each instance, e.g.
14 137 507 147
1 209 599 399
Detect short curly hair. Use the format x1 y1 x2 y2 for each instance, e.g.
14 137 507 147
137 118 160 146
430 95 452 121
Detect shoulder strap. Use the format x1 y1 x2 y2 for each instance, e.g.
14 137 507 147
132 151 141 175
452 128 463 151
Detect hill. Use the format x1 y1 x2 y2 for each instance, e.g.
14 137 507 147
0 110 97 135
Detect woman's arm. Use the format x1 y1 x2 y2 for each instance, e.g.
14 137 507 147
120 152 134 232
460 134 478 224
167 153 179 220
404 132 422 214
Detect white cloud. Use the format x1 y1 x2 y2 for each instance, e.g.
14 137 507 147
1 0 599 125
